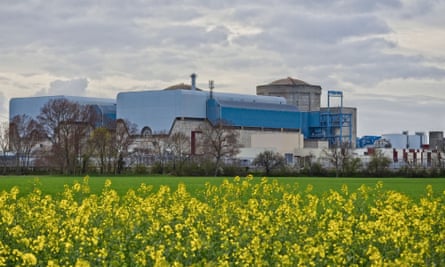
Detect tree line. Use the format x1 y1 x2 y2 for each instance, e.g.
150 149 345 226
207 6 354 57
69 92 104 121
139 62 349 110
253 144 445 178
0 98 243 176
1 98 133 175
2 98 444 177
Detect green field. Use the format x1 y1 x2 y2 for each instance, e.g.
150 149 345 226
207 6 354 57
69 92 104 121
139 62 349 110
1 175 445 199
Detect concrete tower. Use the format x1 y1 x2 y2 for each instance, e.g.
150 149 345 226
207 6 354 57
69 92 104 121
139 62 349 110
256 77 322 112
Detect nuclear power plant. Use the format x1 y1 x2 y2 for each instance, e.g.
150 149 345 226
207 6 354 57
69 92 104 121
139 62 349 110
8 74 445 171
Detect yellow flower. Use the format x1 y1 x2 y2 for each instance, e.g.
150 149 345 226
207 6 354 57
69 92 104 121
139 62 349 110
104 179 112 188
47 260 60 267
367 245 382 263
1 175 444 266
75 258 90 267
10 186 20 200
1 210 13 225
21 253 37 266
73 183 81 192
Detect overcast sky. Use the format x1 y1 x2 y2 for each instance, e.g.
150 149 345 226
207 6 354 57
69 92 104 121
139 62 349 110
1 0 444 137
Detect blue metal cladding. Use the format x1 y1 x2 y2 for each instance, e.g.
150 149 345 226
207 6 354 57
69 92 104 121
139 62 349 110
91 104 117 127
206 98 321 137
206 98 220 124
356 136 381 148
10 95 116 121
222 107 300 129
308 111 321 128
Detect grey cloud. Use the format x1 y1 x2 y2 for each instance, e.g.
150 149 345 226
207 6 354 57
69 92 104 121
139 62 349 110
300 0 402 13
0 1 148 51
353 95 445 135
156 25 230 47
233 7 445 87
0 91 8 121
181 0 402 13
0 0 228 52
234 12 390 46
342 62 445 86
398 1 436 19
1 0 445 135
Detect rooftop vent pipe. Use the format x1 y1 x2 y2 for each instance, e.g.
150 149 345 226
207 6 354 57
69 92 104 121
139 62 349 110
191 73 197 91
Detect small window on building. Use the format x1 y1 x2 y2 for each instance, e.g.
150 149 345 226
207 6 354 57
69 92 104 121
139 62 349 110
285 153 294 164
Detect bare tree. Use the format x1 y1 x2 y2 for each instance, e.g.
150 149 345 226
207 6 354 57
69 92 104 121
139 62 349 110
323 142 353 177
0 121 9 152
167 132 190 175
253 150 286 175
198 120 241 176
367 149 391 177
87 119 137 174
37 98 99 174
128 133 152 172
9 115 43 173
89 127 112 174
149 132 170 174
113 119 137 174
0 121 11 173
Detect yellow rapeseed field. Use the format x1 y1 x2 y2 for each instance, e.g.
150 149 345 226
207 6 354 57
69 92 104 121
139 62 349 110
0 175 444 266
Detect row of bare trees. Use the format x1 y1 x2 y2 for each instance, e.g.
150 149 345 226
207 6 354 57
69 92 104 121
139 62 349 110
1 98 244 175
1 98 136 175
127 121 242 176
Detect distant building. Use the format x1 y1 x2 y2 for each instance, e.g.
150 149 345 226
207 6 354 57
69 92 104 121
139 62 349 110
382 132 426 149
9 95 116 127
429 131 444 152
10 75 359 165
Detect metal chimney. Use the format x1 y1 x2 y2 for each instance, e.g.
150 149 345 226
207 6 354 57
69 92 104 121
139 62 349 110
209 80 214 99
190 73 197 91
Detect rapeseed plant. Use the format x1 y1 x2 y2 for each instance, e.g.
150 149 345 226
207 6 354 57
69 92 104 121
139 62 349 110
0 175 443 266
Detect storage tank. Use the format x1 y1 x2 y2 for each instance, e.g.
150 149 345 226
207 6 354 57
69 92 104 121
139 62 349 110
382 133 408 149
429 131 444 151
415 132 426 146
408 135 422 149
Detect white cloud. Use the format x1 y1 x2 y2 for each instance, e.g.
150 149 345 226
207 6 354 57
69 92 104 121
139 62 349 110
35 78 89 96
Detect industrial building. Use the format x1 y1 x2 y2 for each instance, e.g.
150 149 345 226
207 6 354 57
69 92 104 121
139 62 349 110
116 77 304 161
7 74 445 175
257 77 322 112
430 131 445 151
8 75 359 166
256 78 356 146
9 74 445 173
117 76 356 146
9 95 116 126
381 132 426 150
356 131 445 152
353 130 445 171
115 75 358 162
